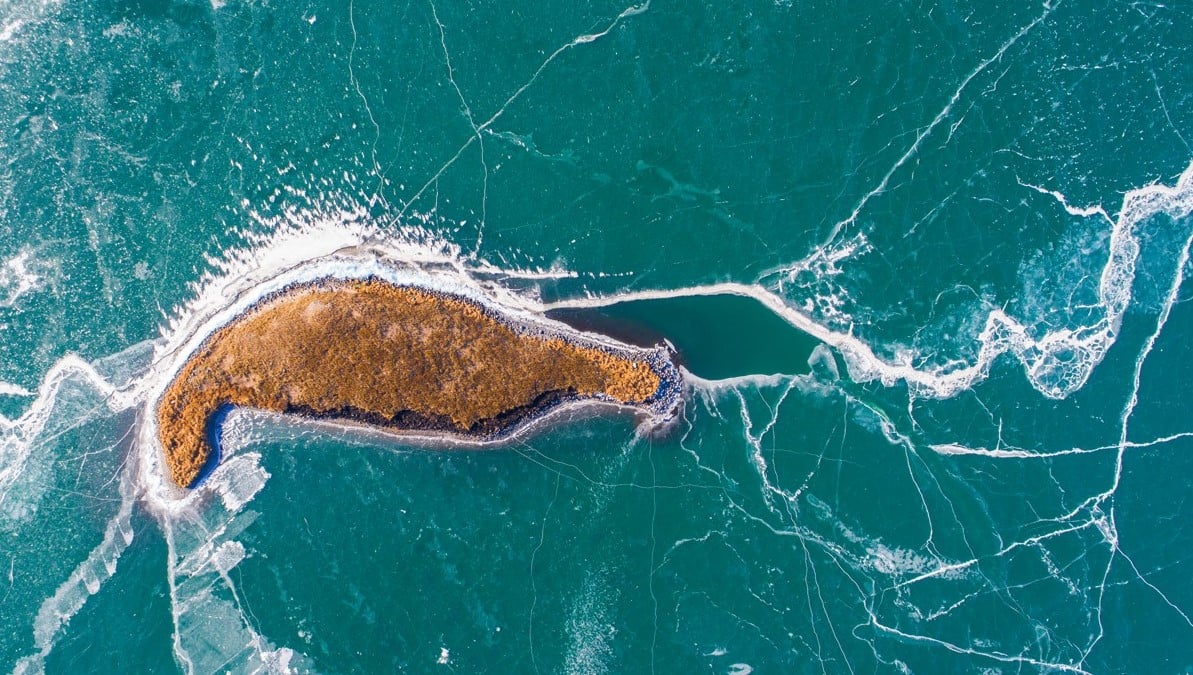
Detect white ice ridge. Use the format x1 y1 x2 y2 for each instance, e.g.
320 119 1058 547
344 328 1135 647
930 431 1193 459
549 160 1193 401
161 453 307 675
2 350 143 674
0 354 141 513
0 248 44 309
14 476 135 675
0 19 24 42
0 0 66 51
0 381 32 397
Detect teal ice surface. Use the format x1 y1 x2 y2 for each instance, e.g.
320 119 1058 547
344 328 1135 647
1 0 1191 672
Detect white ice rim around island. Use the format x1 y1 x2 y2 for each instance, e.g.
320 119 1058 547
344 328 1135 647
136 247 681 509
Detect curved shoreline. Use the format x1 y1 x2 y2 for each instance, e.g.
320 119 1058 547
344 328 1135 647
213 393 673 464
156 275 682 488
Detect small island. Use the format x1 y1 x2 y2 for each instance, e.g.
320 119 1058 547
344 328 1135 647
156 277 680 488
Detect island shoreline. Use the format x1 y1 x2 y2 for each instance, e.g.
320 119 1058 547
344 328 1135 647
156 274 683 489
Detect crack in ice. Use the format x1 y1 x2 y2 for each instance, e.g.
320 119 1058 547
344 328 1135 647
392 2 651 223
818 3 1057 250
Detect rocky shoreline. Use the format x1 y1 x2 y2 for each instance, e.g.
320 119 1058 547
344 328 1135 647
156 276 681 488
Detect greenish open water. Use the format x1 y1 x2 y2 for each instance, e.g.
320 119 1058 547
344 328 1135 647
1 0 1192 672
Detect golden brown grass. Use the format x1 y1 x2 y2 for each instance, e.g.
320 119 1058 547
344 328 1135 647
156 279 662 487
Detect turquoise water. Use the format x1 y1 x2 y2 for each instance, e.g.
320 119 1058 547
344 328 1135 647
1 0 1191 672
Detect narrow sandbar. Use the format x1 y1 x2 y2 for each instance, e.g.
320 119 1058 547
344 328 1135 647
156 277 679 488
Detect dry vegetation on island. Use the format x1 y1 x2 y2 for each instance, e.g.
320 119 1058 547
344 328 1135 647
156 279 663 487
